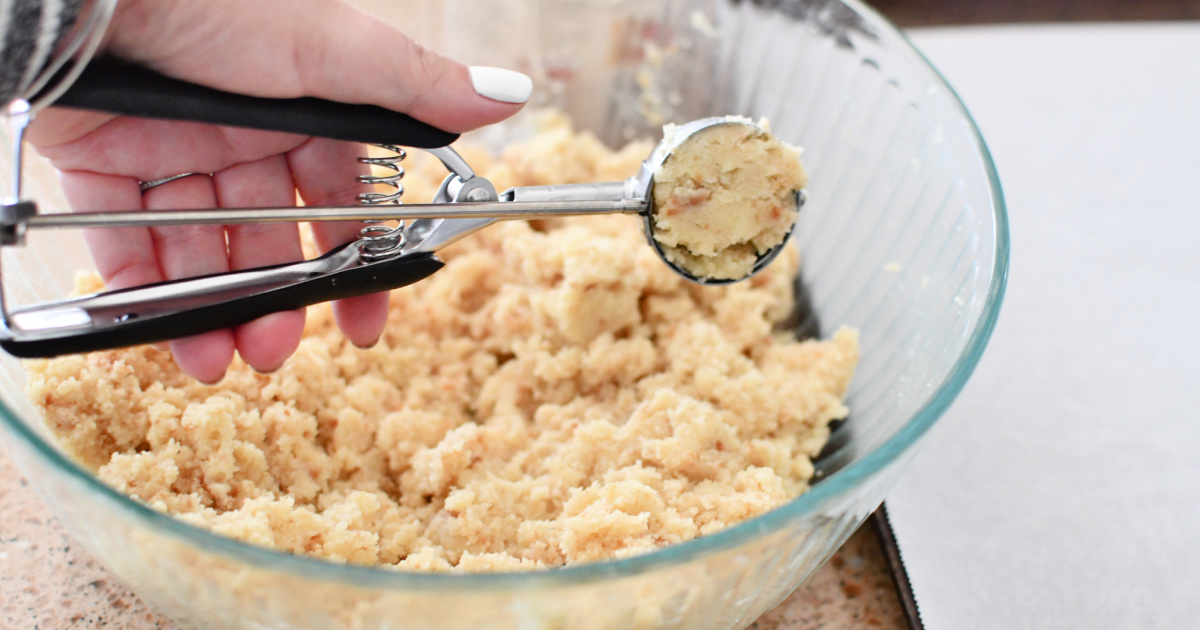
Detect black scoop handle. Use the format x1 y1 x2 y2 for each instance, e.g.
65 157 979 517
52 58 460 148
0 250 444 359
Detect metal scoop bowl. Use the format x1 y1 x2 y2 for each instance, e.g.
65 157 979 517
491 116 804 285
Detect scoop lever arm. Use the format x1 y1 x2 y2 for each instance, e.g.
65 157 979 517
0 243 443 358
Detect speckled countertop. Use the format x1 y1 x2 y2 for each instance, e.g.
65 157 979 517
0 442 904 629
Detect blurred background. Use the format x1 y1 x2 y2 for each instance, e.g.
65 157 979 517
351 0 1200 141
358 0 1200 30
873 0 1200 25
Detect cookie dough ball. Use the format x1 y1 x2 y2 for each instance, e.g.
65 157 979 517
651 120 807 281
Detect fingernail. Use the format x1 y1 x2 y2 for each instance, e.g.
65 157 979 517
469 67 533 104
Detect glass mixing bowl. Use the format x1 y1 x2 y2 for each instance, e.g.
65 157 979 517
0 0 1008 628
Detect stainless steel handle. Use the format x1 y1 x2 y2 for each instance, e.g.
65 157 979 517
501 181 632 203
21 198 648 231
0 243 446 358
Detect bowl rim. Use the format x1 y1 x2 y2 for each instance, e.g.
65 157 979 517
0 0 1009 592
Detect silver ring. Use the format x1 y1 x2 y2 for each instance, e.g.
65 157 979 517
138 173 205 192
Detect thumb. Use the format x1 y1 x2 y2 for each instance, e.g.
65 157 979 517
105 0 532 134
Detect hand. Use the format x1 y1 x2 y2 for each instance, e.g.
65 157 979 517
26 0 531 383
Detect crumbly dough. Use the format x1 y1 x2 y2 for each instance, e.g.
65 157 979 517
651 119 807 281
27 115 856 572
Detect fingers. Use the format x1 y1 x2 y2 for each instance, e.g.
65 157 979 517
213 156 306 373
282 2 532 132
142 175 237 384
61 171 170 352
58 171 161 291
61 170 237 382
105 0 531 134
287 137 389 348
50 131 387 372
25 108 118 148
34 117 305 179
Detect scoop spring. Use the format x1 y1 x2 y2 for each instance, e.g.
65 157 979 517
355 143 407 261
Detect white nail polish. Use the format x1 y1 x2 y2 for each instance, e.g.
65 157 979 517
469 66 533 104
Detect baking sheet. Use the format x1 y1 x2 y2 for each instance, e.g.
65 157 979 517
886 24 1200 629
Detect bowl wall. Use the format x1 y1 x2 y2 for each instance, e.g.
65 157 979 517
0 1 1007 628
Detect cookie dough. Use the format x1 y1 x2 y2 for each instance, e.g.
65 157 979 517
27 115 855 572
651 119 807 281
